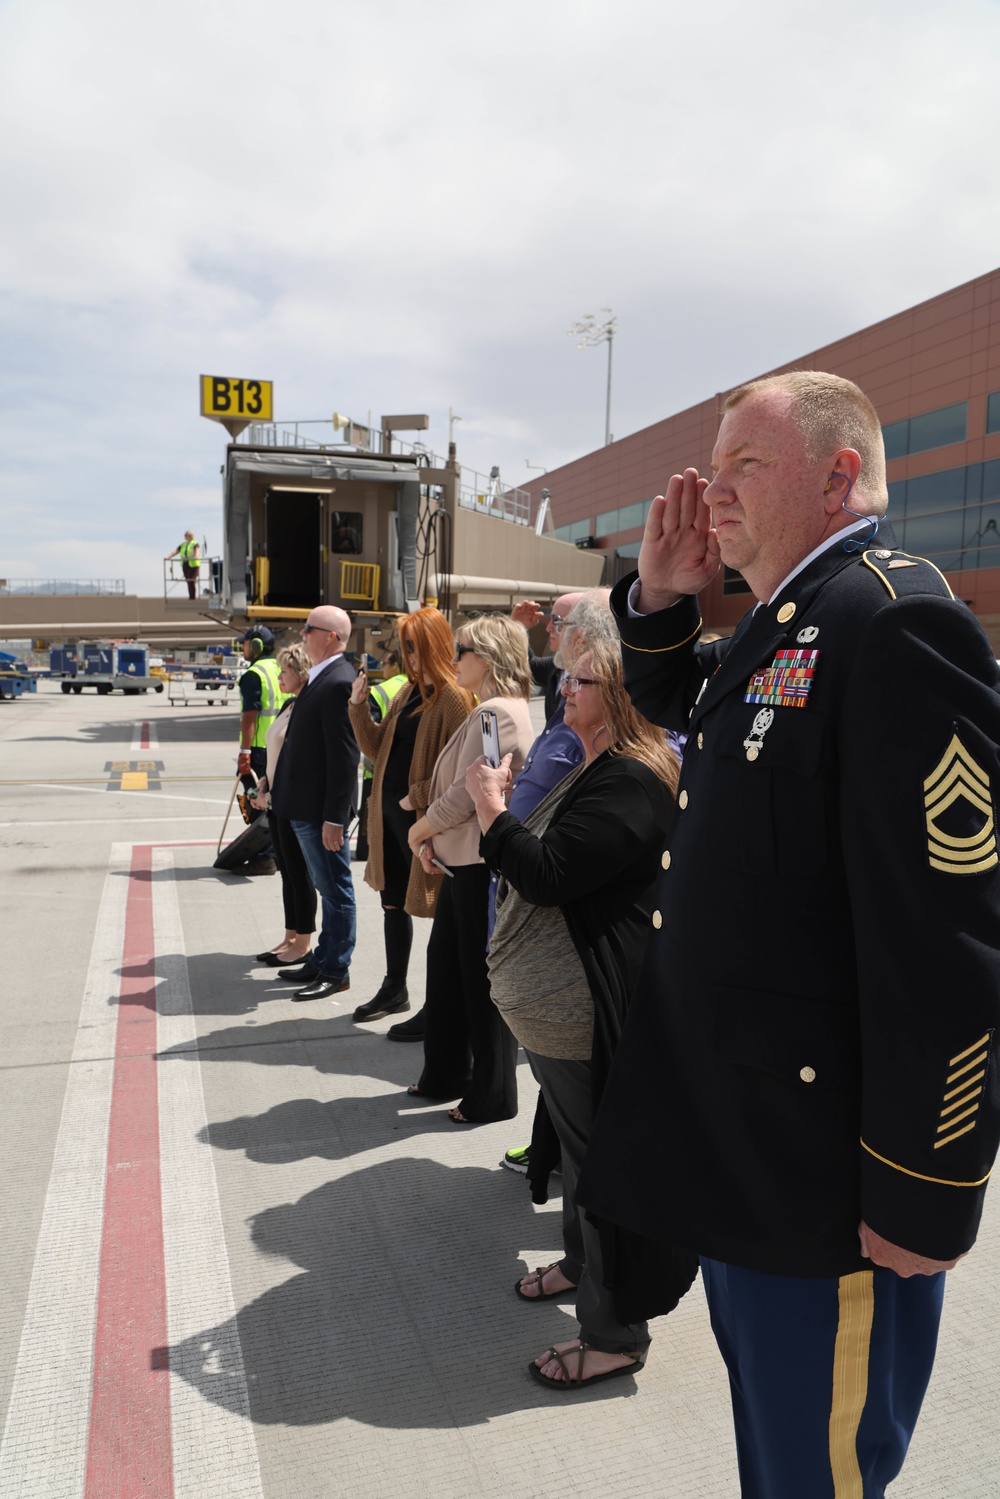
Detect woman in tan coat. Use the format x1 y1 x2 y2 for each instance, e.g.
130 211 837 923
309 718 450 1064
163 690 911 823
406 614 535 1123
348 609 473 1024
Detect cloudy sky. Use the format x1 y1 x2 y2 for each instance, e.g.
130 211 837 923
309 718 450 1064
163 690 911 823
2 0 999 595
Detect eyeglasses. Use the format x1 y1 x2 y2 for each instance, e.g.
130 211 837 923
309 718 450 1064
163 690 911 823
563 675 598 692
549 614 567 632
454 644 477 658
301 624 330 635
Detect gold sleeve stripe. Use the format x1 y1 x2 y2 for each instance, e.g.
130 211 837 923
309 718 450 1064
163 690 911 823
935 1121 978 1150
946 1052 989 1085
936 1103 980 1132
950 1032 992 1066
621 618 702 654
941 1083 985 1116
943 1070 986 1102
861 1139 992 1187
828 1271 874 1498
929 853 999 875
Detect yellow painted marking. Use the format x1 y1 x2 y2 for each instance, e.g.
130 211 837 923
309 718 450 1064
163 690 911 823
119 772 149 791
946 1051 989 1085
828 1271 874 1499
934 1121 978 1149
861 1139 991 1186
950 1033 991 1067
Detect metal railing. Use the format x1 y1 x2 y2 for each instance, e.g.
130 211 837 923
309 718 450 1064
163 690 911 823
0 579 126 595
236 423 536 527
163 557 223 602
339 561 381 610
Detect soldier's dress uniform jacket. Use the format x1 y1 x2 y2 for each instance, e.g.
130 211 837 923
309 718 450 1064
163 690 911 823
578 524 1000 1278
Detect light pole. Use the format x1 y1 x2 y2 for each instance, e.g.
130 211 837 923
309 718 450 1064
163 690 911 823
568 308 616 445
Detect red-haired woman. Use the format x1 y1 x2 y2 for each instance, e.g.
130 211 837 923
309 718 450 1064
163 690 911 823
348 608 474 1023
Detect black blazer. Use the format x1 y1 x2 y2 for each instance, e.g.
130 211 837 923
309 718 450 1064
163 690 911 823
580 527 1000 1277
529 651 563 720
270 656 359 827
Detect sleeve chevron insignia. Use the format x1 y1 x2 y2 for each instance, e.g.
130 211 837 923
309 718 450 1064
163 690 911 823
923 732 999 875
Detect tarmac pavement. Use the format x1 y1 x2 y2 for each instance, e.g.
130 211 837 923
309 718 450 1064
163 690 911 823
0 681 998 1497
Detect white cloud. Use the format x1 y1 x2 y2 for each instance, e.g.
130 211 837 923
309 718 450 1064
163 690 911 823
3 0 1000 583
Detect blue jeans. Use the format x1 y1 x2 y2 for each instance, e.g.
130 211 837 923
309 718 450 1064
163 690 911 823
290 821 356 982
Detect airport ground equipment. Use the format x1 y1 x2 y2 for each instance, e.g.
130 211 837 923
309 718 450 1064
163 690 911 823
53 643 165 695
167 667 239 707
0 651 35 699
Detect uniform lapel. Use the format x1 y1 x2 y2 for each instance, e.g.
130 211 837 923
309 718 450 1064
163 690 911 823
692 521 898 728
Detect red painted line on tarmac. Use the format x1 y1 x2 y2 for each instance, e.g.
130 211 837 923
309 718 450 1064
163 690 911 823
140 722 151 750
85 844 173 1499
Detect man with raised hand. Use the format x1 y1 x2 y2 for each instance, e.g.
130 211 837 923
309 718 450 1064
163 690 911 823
578 372 1000 1496
512 591 585 719
270 605 359 1002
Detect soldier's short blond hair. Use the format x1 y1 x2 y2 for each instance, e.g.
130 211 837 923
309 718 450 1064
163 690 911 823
725 371 888 513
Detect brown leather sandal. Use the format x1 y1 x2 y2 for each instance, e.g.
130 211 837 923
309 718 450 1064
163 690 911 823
528 1341 643 1392
514 1262 578 1302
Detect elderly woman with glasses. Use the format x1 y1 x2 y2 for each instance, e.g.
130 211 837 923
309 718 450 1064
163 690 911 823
465 635 696 1392
405 614 535 1123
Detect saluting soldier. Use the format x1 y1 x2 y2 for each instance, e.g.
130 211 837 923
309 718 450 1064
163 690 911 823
577 371 1000 1495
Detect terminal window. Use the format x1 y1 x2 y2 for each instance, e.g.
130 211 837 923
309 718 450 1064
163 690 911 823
882 401 967 461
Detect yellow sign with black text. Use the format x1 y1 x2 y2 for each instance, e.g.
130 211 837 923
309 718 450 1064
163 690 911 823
199 375 273 422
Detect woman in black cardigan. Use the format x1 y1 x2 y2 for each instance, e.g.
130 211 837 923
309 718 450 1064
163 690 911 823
467 636 696 1393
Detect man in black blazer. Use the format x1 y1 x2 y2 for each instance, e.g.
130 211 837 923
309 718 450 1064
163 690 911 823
512 591 584 719
578 372 1000 1493
270 605 359 1001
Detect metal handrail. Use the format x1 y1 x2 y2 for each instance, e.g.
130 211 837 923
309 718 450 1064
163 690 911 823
163 557 222 601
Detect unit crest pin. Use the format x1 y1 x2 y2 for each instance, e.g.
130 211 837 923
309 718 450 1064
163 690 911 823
797 626 819 644
743 708 774 762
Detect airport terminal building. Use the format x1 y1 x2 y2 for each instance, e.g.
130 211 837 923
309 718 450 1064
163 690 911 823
535 267 1000 647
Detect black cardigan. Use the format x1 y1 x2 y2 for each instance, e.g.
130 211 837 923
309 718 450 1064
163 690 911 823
480 751 698 1323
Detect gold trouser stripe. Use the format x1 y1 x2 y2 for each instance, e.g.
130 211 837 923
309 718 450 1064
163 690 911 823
828 1270 875 1499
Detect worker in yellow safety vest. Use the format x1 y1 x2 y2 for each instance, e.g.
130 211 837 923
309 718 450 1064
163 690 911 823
355 651 408 861
235 626 290 873
165 530 202 599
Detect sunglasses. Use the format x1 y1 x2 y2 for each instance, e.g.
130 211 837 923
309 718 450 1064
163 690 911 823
301 624 331 635
454 644 477 658
548 614 568 631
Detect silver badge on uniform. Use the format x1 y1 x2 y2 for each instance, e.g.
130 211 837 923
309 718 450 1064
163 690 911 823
743 708 774 763
797 626 819 644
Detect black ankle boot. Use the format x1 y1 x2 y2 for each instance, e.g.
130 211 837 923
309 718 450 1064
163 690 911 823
353 981 410 1022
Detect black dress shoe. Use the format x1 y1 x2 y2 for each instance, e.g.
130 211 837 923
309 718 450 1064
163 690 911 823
353 985 409 1023
292 977 351 1002
257 950 312 966
387 1006 425 1041
278 962 320 983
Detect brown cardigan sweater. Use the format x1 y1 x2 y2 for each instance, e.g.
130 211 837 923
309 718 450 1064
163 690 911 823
348 680 473 918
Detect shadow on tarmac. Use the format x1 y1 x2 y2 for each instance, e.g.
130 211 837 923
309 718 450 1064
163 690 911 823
115 954 314 1017
14 712 238 746
158 1159 621 1427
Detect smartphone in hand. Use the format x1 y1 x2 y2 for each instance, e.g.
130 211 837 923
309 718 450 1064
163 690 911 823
480 709 501 768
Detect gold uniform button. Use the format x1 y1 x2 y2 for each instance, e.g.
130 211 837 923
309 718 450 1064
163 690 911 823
678 789 689 809
652 910 663 929
799 1066 817 1083
777 602 796 624
697 732 704 750
661 850 671 870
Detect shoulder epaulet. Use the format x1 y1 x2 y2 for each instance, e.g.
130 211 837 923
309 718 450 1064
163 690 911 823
859 549 955 602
